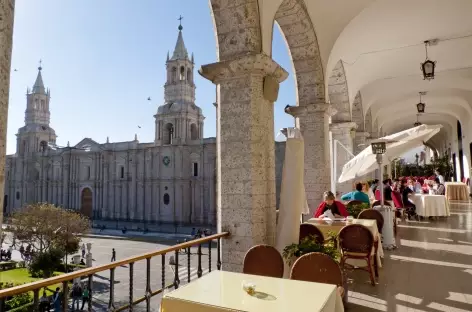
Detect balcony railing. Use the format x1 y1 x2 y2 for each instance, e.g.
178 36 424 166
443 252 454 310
0 232 230 311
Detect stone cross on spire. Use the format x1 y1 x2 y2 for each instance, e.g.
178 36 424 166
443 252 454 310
178 15 183 30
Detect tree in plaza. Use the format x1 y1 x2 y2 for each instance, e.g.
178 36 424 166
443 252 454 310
6 203 90 276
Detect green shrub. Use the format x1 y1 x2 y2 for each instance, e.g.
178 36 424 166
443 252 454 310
5 293 31 311
346 202 370 218
29 248 64 278
282 234 340 266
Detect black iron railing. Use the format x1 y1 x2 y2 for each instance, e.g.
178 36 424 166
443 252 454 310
0 232 229 312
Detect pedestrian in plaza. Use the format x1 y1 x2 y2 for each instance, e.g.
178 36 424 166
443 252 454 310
52 287 62 312
71 282 82 311
81 243 86 258
81 285 90 310
111 248 116 262
191 227 196 238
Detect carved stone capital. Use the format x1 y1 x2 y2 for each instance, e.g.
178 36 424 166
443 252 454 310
198 53 288 84
285 103 337 118
329 121 357 133
355 131 370 139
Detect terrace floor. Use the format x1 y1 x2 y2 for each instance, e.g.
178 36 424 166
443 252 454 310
347 201 472 312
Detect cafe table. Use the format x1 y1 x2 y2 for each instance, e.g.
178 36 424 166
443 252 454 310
445 182 469 201
160 271 344 312
305 218 384 267
411 194 450 217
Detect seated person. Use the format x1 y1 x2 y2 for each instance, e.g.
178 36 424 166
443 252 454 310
383 179 393 201
340 182 370 204
314 191 349 218
370 179 379 193
400 180 417 219
433 177 445 195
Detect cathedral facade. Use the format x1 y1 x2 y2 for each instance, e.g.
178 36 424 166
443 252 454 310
3 26 285 227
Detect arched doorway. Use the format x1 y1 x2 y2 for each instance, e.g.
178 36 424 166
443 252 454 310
80 188 93 218
3 195 7 215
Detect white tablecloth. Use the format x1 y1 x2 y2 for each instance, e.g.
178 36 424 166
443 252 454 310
160 271 344 312
411 194 450 217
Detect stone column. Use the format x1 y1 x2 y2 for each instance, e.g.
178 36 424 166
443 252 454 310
0 1 15 230
330 122 357 195
200 53 288 272
286 104 336 217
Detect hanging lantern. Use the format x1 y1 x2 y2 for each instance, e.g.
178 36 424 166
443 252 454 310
416 91 427 114
416 101 425 113
414 121 422 127
421 41 436 80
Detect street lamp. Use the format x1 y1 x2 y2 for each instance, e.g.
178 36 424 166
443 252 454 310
49 142 91 210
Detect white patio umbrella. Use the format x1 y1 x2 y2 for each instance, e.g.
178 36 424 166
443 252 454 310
275 128 309 277
338 124 442 183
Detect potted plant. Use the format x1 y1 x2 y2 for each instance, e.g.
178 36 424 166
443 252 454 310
282 233 340 266
346 202 370 218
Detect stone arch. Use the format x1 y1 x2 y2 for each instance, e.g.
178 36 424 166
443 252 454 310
39 140 48 152
365 108 373 134
351 92 364 131
80 187 93 219
163 123 174 145
180 66 185 80
328 60 350 122
209 0 262 61
190 123 198 140
171 67 177 83
274 0 325 106
187 68 192 82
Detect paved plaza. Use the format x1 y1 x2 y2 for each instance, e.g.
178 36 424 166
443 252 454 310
77 236 217 311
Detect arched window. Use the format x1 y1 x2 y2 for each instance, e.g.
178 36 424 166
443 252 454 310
41 100 45 109
190 123 198 140
171 67 177 83
180 66 185 80
21 140 27 154
40 141 48 152
16 192 20 200
163 123 174 145
163 193 170 205
187 69 192 82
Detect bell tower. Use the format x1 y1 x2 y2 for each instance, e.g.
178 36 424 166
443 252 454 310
155 18 204 145
16 62 57 156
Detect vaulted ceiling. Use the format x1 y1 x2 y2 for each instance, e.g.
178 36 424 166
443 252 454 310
257 0 472 141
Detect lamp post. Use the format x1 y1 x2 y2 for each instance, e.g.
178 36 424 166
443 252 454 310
371 141 387 207
49 143 90 210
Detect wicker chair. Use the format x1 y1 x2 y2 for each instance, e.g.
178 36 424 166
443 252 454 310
290 252 346 301
371 200 392 208
338 224 378 286
358 209 384 234
243 245 284 278
299 223 325 244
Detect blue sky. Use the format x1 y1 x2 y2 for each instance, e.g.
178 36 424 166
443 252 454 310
7 0 295 154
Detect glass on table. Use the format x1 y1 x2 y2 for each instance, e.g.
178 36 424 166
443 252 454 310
242 280 256 296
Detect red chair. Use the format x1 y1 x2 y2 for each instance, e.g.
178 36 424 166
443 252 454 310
375 189 381 200
391 191 404 235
